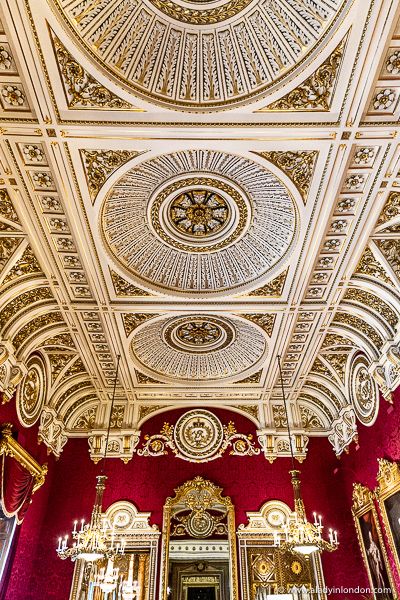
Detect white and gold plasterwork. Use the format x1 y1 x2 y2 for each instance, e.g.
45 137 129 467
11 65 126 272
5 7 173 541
0 0 398 462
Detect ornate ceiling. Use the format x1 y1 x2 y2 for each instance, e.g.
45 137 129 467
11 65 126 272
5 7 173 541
51 0 350 110
0 0 399 463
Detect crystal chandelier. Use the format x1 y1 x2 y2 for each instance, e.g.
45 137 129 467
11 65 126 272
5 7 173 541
57 356 126 563
91 554 140 600
274 356 339 555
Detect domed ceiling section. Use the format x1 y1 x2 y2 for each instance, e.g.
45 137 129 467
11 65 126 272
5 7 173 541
52 0 349 110
100 149 297 296
130 314 267 382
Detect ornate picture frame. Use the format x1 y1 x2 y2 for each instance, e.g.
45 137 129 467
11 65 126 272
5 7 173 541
352 483 395 599
376 459 400 577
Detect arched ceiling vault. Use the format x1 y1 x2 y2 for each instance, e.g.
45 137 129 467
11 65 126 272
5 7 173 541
0 0 399 462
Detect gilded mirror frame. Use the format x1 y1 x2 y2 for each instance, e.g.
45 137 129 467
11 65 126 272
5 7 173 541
160 477 239 600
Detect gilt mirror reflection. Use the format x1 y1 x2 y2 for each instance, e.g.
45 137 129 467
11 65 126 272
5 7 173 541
161 477 238 600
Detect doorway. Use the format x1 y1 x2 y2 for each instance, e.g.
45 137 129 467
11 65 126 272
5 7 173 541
187 587 217 600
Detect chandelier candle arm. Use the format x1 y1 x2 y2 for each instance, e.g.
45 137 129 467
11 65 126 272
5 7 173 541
276 355 339 555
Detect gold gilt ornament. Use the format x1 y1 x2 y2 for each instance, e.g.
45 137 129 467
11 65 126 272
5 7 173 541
344 288 398 329
355 247 395 287
377 191 400 225
122 313 159 337
110 271 152 297
375 240 400 279
52 34 133 110
257 151 318 203
0 287 53 331
234 371 262 384
150 177 248 253
135 371 164 385
13 312 64 350
0 423 47 495
176 320 222 346
247 270 288 297
169 189 229 237
0 237 22 271
291 560 302 575
3 246 42 284
266 37 347 111
333 312 384 350
53 0 347 110
242 314 276 337
80 149 145 201
17 360 45 427
299 406 323 430
321 353 348 383
147 0 254 25
0 189 20 223
138 409 260 463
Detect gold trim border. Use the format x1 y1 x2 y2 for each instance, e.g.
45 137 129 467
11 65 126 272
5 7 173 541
352 482 396 597
376 459 400 579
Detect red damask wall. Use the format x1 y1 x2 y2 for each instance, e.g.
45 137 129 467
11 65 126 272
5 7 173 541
2 393 400 600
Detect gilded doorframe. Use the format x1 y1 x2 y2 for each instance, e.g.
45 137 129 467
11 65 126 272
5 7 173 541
160 477 238 600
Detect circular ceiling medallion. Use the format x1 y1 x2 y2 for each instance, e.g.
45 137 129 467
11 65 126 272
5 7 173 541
53 0 348 110
164 316 234 353
150 176 249 253
350 355 379 426
173 409 224 461
131 313 267 381
170 189 229 237
101 150 297 296
17 355 46 427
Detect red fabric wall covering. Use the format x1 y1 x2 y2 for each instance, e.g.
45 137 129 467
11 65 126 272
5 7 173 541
2 407 363 600
334 385 400 593
2 395 400 599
